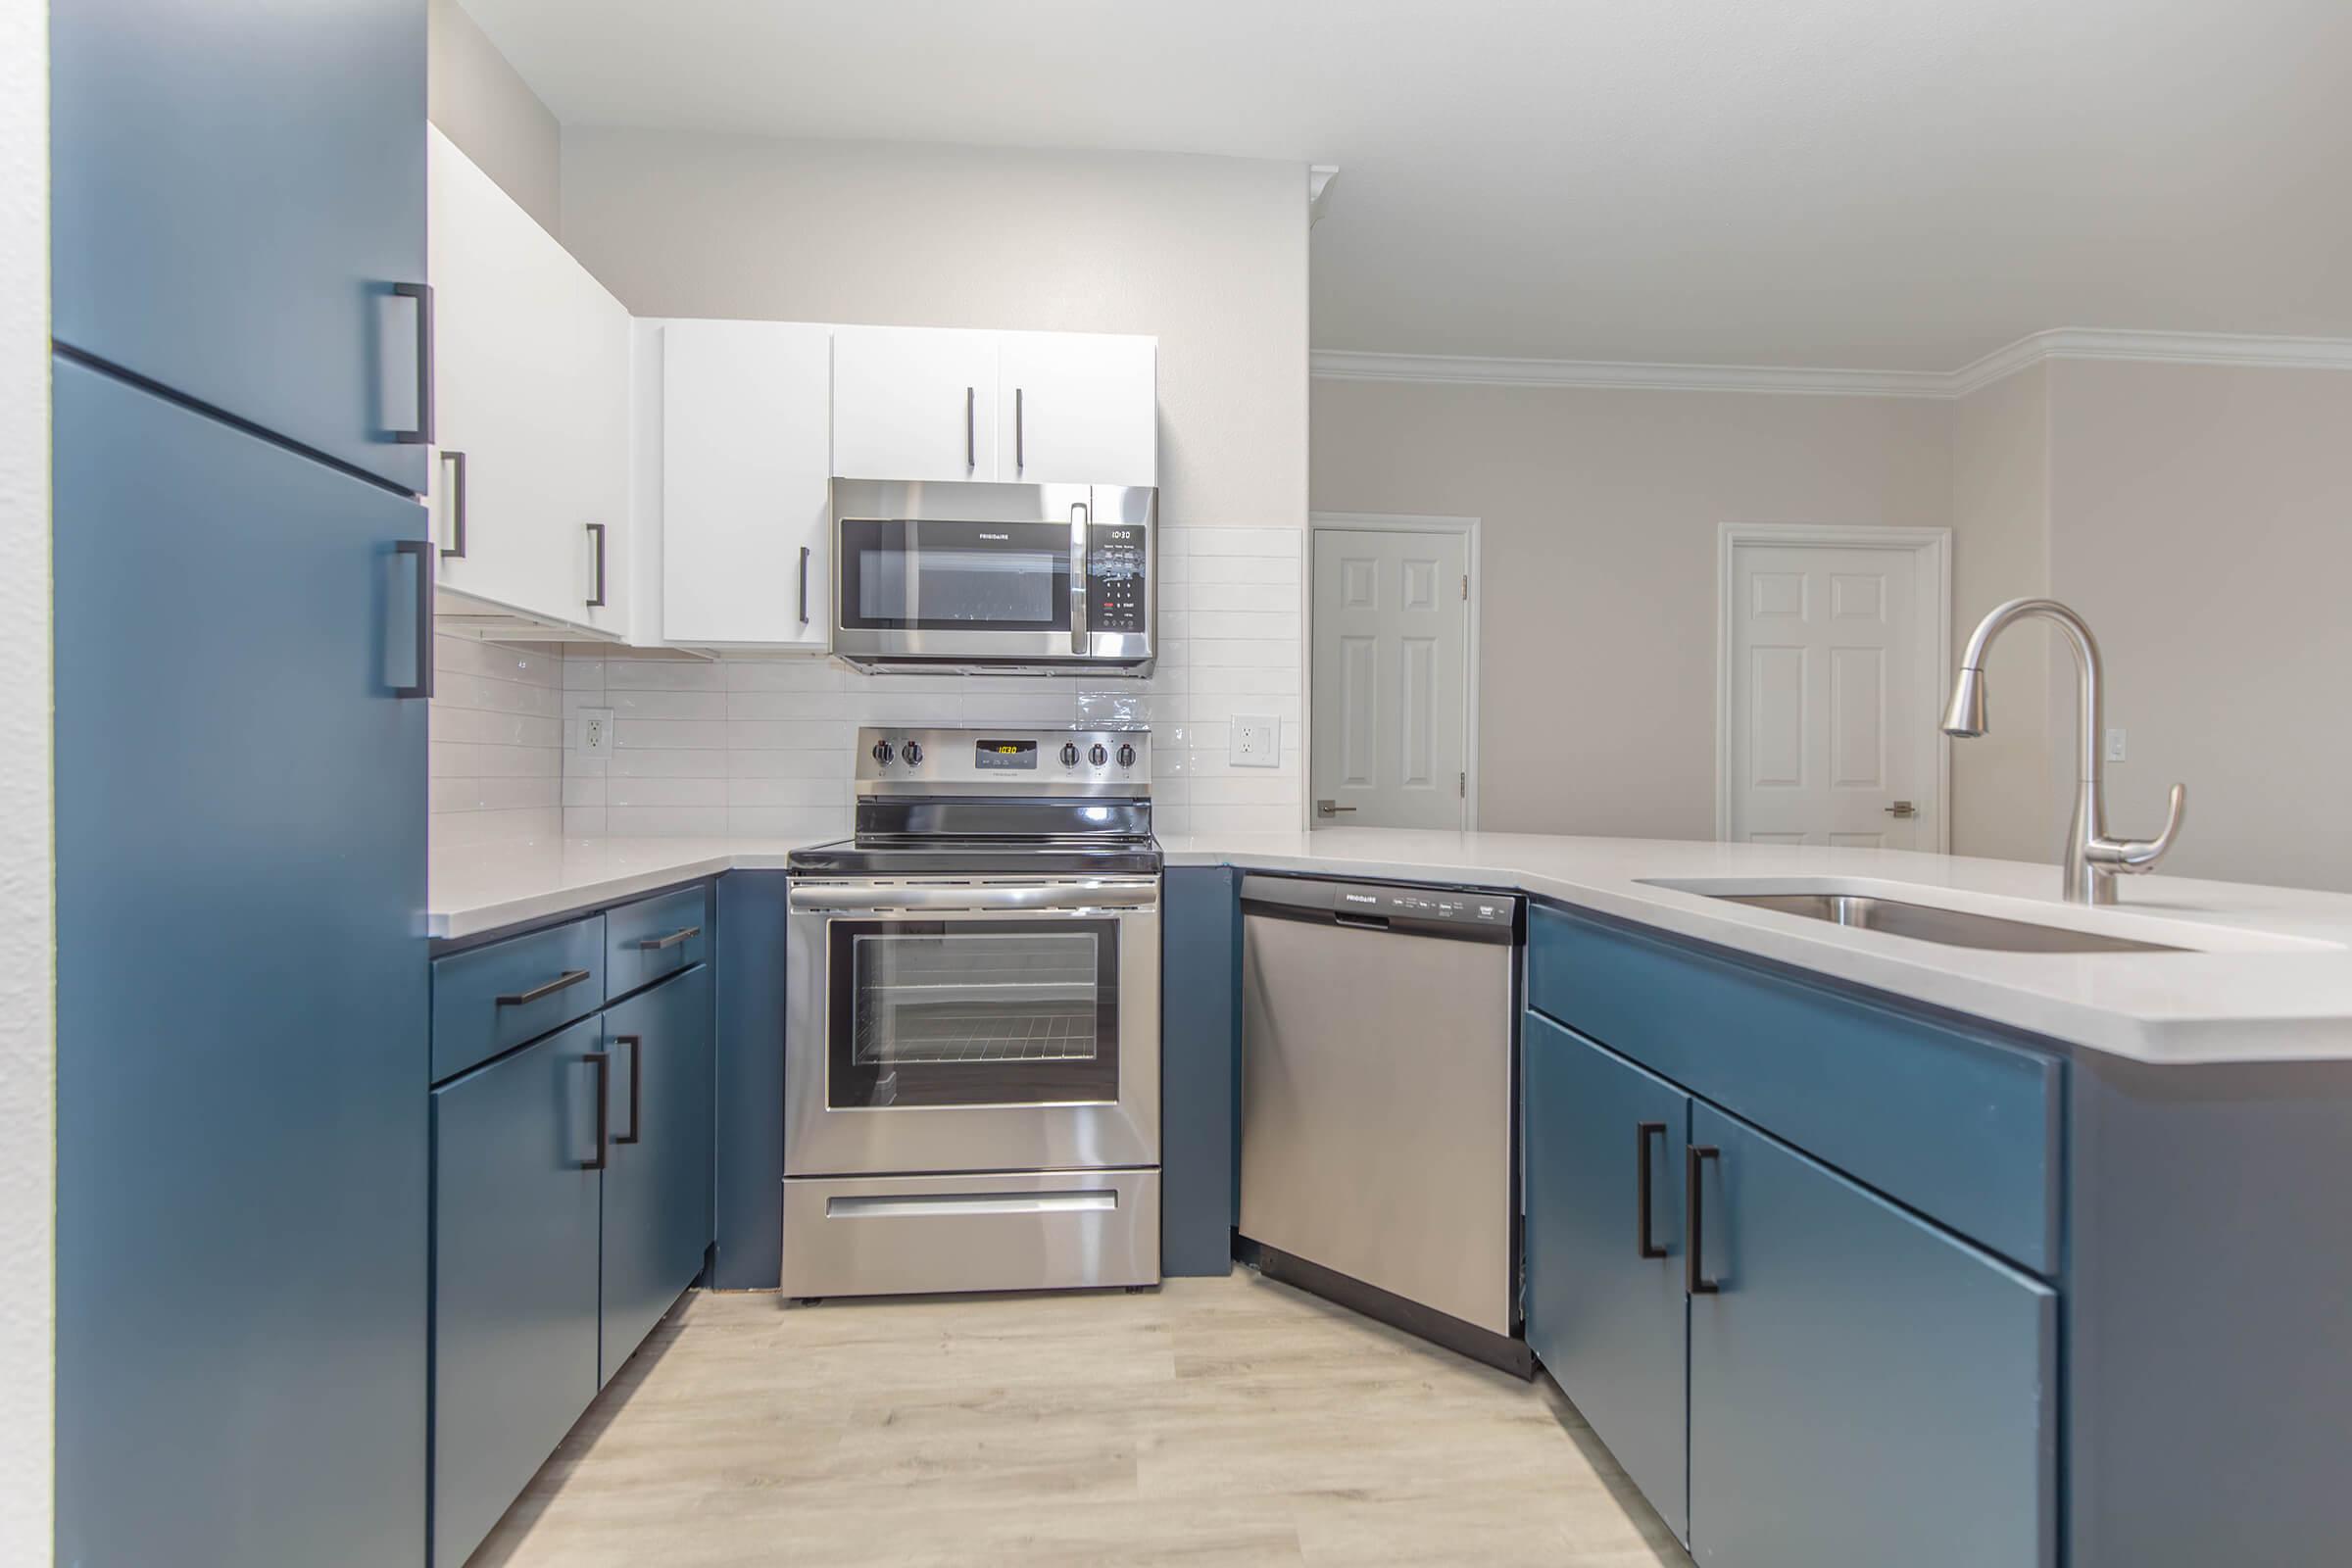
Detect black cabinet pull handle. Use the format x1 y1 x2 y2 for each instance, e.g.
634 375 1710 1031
964 385 976 469
1637 1121 1668 1259
582 1051 610 1171
495 968 592 1007
637 925 702 952
798 545 811 626
612 1034 643 1146
392 539 434 700
1014 386 1024 472
439 450 467 559
586 522 608 609
1687 1145 1722 1296
391 281 434 445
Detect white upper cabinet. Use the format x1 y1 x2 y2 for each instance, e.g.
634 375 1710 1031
831 325 1002 483
651 318 833 647
997 331 1157 486
427 126 631 636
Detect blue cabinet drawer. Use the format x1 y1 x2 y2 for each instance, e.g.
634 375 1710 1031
604 885 710 1000
432 915 606 1083
1528 903 2060 1275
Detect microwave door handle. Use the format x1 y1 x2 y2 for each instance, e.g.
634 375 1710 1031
1070 501 1089 657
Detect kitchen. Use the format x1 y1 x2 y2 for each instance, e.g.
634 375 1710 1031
17 3 2352 1566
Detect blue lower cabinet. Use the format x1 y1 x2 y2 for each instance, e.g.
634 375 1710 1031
599 963 717 1381
1687 1103 2057 1568
1160 865 1242 1274
430 1015 606 1568
54 359 429 1568
1523 1014 1691 1544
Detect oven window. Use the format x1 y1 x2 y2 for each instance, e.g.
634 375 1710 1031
837 518 1073 632
826 918 1121 1108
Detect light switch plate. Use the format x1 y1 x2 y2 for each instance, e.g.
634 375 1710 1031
2105 727 2127 762
580 709 615 759
1230 715 1280 767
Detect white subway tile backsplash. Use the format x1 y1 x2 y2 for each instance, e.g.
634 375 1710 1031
614 718 729 751
1190 638 1302 669
606 775 727 809
606 660 731 693
429 637 567 849
608 688 730 721
552 522 1308 840
609 748 733 779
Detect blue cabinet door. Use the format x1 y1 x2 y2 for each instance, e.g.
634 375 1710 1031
1688 1103 2056 1568
601 964 717 1380
430 1016 606 1568
51 0 428 491
53 358 430 1567
1524 1013 1691 1543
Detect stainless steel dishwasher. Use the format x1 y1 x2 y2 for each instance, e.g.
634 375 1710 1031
1237 873 1528 1374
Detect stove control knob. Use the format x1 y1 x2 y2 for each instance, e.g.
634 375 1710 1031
1059 742 1080 767
869 741 894 766
1116 743 1137 769
901 741 923 766
1089 743 1108 766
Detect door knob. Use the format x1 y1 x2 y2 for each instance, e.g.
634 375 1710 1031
1884 800 1917 818
1316 800 1357 817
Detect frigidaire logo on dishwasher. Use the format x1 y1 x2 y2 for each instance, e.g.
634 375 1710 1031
977 532 1008 540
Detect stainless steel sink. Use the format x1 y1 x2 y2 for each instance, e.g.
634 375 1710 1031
1704 892 2182 955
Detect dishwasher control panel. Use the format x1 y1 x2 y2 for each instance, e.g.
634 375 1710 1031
1242 874 1518 933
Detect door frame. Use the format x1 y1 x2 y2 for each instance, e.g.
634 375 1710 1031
1305 512 1484 831
1715 523 1952 853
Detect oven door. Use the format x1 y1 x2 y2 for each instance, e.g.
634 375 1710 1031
785 878 1161 1175
833 480 1092 663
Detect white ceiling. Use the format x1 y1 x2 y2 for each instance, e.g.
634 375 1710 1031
466 0 2352 370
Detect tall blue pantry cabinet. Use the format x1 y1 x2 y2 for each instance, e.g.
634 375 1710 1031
50 2 435 1565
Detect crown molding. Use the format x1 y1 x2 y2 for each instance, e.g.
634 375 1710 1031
1942 327 2352 395
1305 349 1952 398
1312 328 2352 400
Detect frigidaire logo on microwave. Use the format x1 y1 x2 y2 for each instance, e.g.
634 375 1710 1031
978 532 1008 541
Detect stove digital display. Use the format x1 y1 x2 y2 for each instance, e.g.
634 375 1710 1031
973 738 1038 770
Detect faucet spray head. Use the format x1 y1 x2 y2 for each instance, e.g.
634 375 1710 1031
1941 666 1988 738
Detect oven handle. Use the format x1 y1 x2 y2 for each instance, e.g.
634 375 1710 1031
790 880 1158 915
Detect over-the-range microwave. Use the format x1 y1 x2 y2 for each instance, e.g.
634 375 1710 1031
830 478 1156 676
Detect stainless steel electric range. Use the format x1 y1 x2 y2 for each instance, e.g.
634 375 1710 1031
781 726 1160 1299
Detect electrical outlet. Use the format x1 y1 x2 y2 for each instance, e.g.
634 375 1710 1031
2105 727 2127 762
1231 714 1280 767
581 709 615 759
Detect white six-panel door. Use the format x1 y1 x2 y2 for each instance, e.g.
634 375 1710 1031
1727 540 1935 848
1310 527 1471 830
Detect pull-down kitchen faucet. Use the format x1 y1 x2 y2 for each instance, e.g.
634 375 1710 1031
1942 597 2186 906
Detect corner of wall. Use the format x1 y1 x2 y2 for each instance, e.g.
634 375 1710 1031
0 0 53 1544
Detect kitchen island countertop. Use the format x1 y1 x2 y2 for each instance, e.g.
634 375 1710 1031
430 827 2352 1064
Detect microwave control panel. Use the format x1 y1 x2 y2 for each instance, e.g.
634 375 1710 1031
1088 524 1148 633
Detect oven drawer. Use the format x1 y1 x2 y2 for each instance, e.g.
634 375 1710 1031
780 1169 1160 1298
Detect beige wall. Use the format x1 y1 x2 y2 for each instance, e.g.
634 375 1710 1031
2045 359 2352 891
561 127 1309 530
1310 379 1952 838
428 0 562 233
1948 364 2055 862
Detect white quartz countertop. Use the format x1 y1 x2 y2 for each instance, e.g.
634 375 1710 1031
430 828 2352 1065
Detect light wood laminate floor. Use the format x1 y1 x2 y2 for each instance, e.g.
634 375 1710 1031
473 1272 1689 1567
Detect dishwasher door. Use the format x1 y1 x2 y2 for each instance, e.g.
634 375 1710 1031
1238 875 1519 1339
